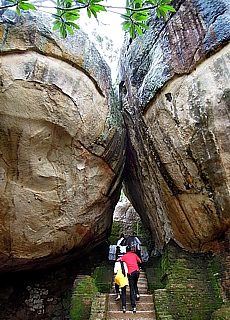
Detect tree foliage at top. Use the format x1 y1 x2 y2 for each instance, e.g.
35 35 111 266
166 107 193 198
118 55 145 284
0 0 176 39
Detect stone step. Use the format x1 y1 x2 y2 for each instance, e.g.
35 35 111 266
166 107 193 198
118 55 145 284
106 310 156 320
109 293 153 303
112 278 147 286
105 270 156 320
108 294 154 311
111 286 149 294
112 277 147 284
73 274 90 290
111 271 149 295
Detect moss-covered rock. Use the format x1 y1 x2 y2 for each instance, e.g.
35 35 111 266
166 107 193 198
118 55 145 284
146 241 223 319
211 302 230 319
71 276 98 320
92 263 113 293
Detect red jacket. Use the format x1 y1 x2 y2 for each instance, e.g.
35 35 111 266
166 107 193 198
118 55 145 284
119 252 141 274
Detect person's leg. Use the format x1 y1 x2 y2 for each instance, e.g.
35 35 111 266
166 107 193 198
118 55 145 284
121 286 126 312
128 273 136 311
115 283 120 300
134 271 140 300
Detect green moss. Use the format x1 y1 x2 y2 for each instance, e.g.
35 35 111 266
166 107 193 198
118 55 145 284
71 261 114 319
71 276 98 320
210 253 226 281
92 262 113 293
145 256 168 292
211 302 230 319
146 241 224 319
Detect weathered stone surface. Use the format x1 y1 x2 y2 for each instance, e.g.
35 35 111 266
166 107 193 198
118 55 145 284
0 11 126 272
113 197 142 236
120 0 230 252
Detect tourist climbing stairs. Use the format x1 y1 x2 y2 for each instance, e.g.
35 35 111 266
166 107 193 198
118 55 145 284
106 270 156 319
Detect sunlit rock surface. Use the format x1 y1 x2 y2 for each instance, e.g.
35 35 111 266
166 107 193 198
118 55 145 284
0 11 126 272
119 0 230 252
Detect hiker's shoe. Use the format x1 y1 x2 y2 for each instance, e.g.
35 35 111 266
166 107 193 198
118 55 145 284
136 294 140 301
115 295 120 301
122 308 126 313
133 307 137 313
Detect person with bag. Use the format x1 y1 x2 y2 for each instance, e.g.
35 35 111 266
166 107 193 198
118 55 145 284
119 245 142 313
116 233 126 255
132 232 142 260
114 260 128 313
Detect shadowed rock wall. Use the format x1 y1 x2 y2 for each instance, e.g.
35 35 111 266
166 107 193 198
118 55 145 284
119 0 230 252
0 11 126 272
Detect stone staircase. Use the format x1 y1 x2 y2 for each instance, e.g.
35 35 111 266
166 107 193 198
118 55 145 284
106 270 156 319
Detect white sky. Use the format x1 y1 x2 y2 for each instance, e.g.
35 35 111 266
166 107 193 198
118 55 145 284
79 0 126 81
83 0 125 45
39 0 126 80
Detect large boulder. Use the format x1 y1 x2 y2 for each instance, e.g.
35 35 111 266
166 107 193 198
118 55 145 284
119 0 230 252
0 11 126 272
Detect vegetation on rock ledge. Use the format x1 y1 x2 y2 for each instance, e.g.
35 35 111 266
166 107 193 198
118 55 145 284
0 0 176 38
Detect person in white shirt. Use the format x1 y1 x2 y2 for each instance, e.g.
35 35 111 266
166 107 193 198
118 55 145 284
116 233 126 255
113 260 128 313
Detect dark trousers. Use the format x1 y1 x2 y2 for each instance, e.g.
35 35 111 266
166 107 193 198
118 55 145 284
115 283 127 308
136 249 141 260
128 270 140 308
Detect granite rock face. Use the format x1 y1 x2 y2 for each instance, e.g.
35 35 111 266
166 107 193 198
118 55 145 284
0 0 229 274
119 0 230 252
0 12 126 272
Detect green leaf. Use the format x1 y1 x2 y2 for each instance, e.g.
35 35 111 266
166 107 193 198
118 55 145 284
89 7 97 18
121 13 131 22
160 9 166 17
53 21 62 31
93 4 107 12
52 14 60 20
139 22 149 30
60 24 67 38
19 3 37 10
59 0 73 8
87 8 91 18
63 11 80 20
90 0 104 3
132 12 149 21
130 24 136 39
122 21 131 31
16 6 21 15
66 24 74 35
76 0 87 4
156 7 161 18
135 24 143 36
67 21 80 29
133 0 142 9
145 0 157 4
162 5 176 12
160 0 172 4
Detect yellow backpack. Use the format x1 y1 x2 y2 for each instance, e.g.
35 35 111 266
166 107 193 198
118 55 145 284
114 265 128 288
